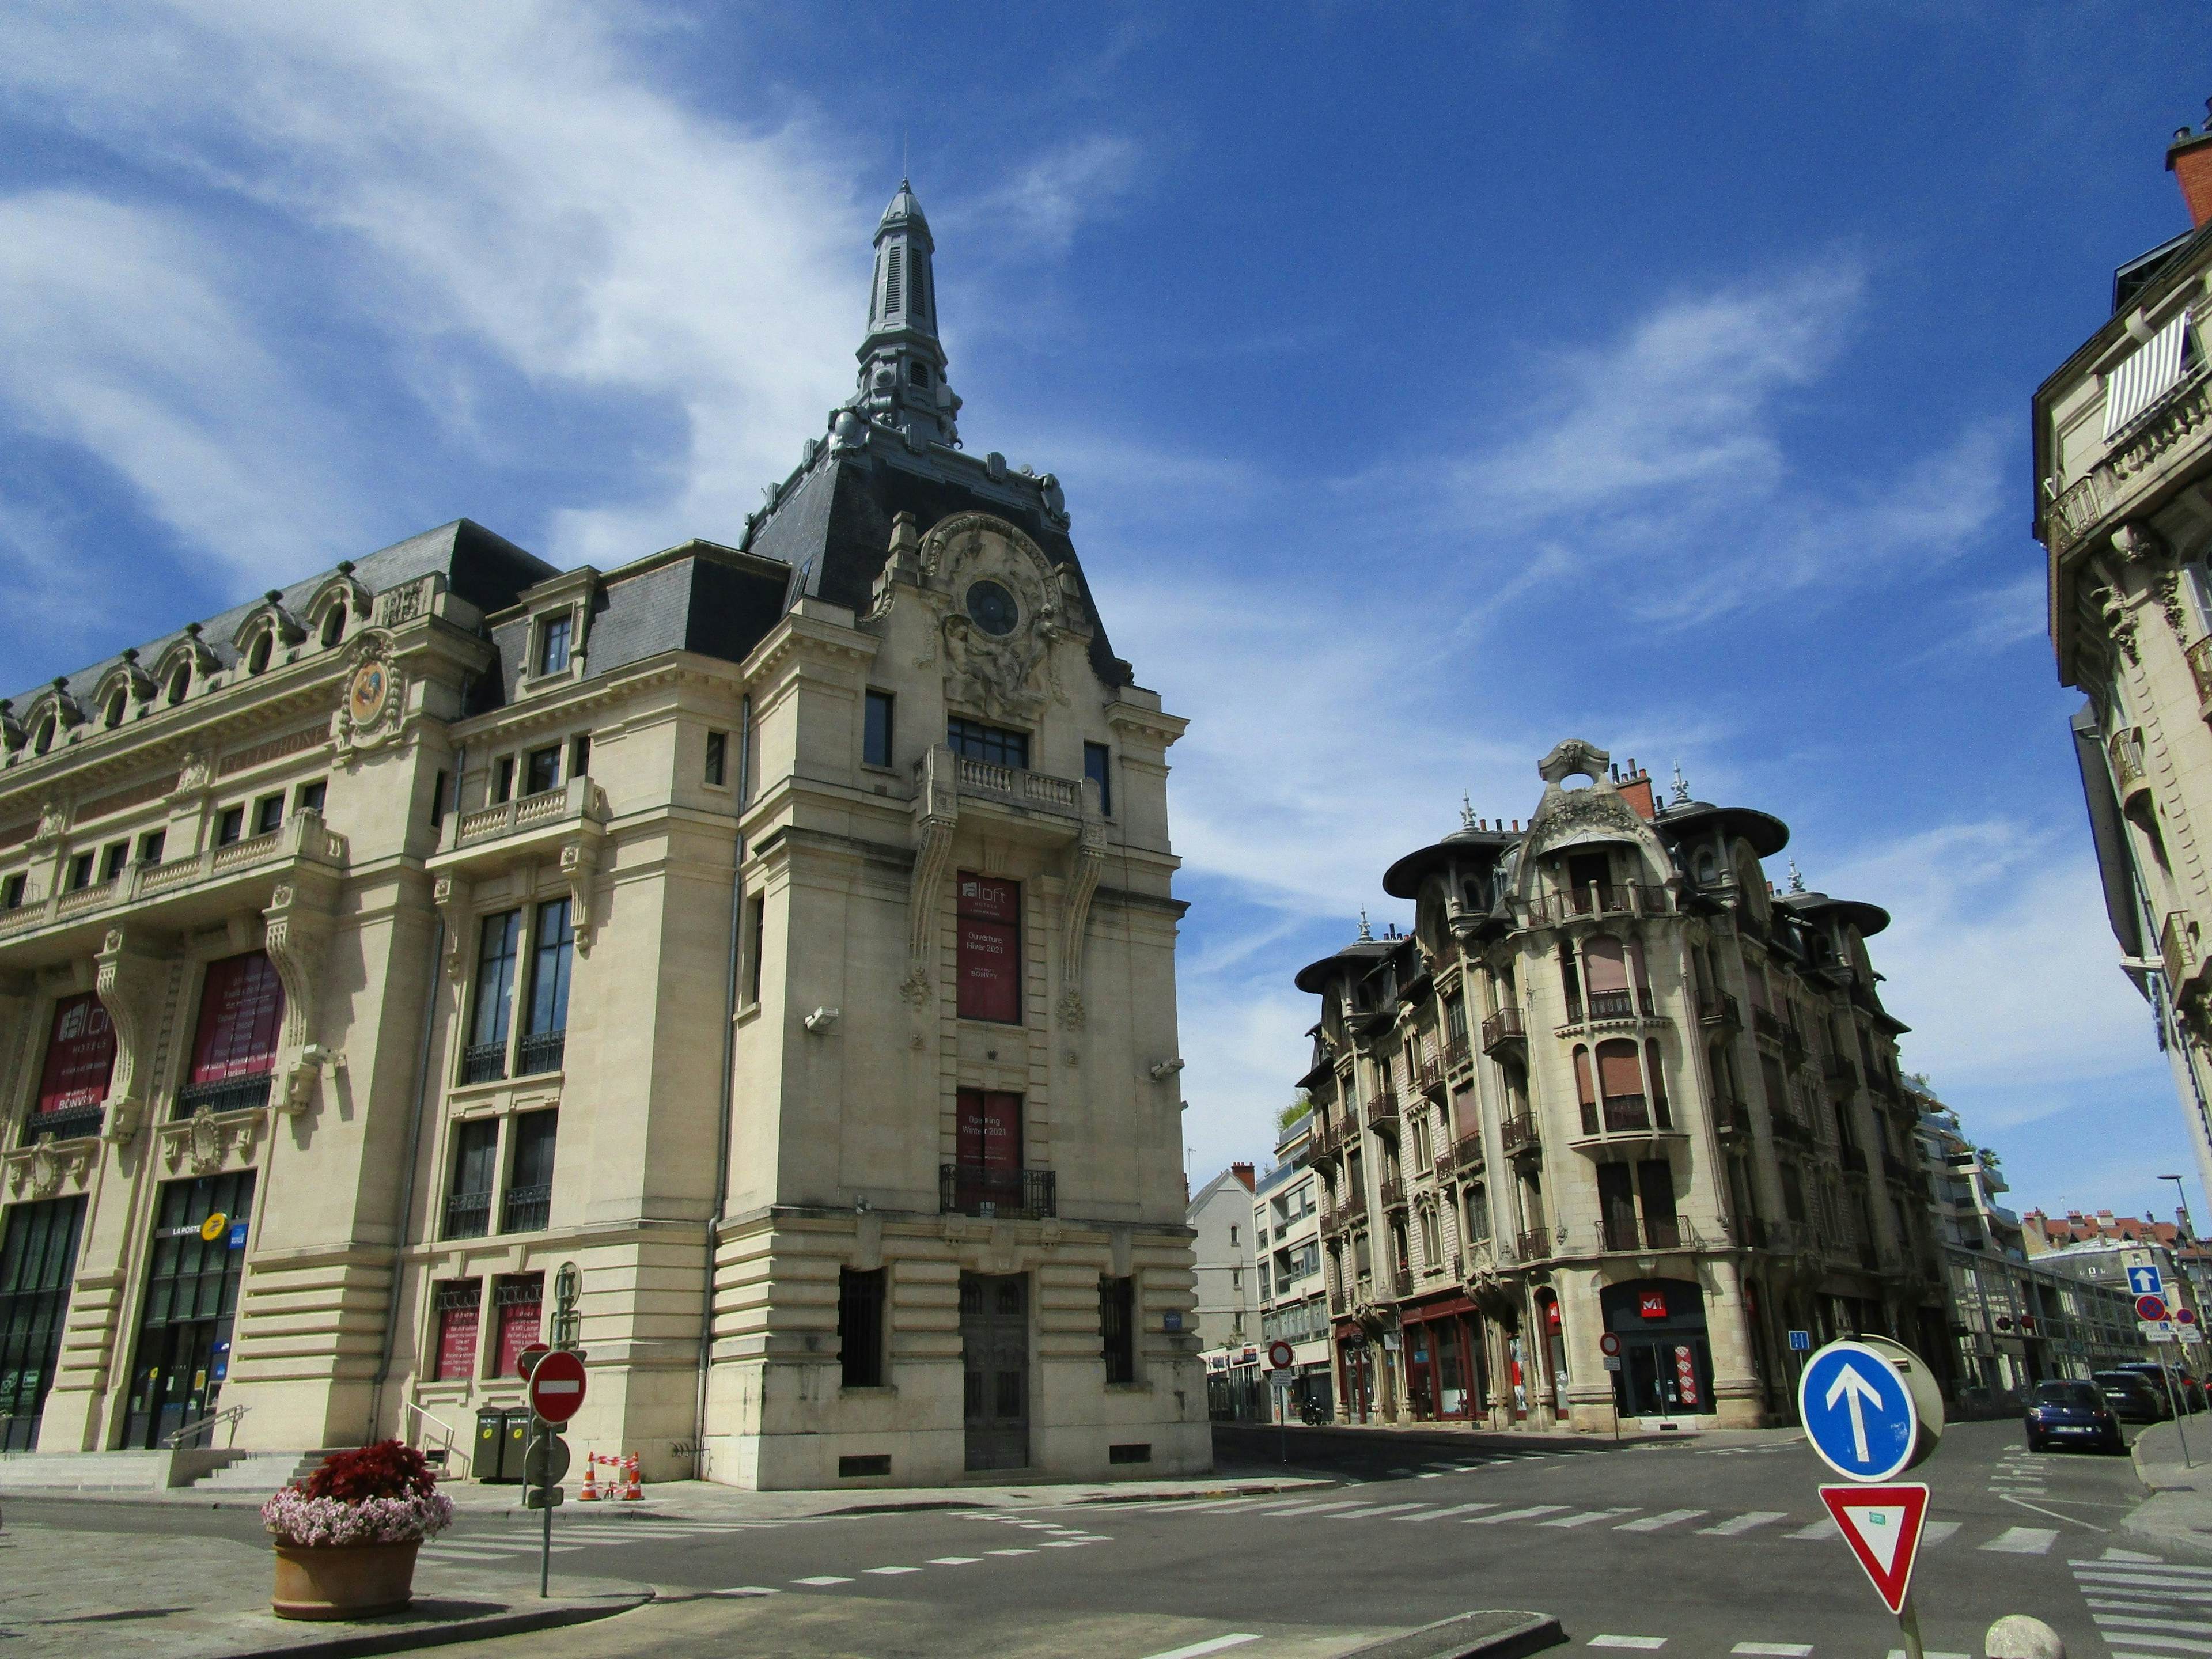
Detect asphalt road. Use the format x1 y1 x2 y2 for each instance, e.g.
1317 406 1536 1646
5 1419 2167 1658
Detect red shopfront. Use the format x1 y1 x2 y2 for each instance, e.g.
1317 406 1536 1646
1400 1293 1488 1421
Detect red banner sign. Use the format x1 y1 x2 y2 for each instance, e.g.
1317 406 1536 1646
36 993 115 1115
495 1290 544 1380
189 953 285 1084
434 1302 480 1382
956 874 1021 1023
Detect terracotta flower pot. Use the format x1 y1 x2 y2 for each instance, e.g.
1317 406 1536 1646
270 1538 422 1620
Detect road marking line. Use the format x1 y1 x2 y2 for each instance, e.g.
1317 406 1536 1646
1789 1518 1839 1540
1616 1510 1707 1532
1256 1499 1366 1516
1042 1540 1095 1548
791 1575 851 1586
2077 1573 2212 1592
2000 1493 2107 1532
1883 1650 1970 1658
1419 1471 1448 1479
2093 1615 2212 1635
1541 1508 1637 1528
1732 1645 1813 1656
1982 1527 2059 1555
986 1548 1037 1556
863 1566 922 1575
1411 1503 1500 1520
928 1557 982 1565
1139 1637 1263 1659
1921 1521 1961 1546
1698 1510 1787 1535
1588 1638 1667 1650
1464 1505 1569 1524
710 1587 779 1596
1335 1503 1431 1520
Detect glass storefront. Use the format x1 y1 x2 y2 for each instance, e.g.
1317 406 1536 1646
121 1171 255 1449
0 1197 86 1450
1601 1277 1715 1418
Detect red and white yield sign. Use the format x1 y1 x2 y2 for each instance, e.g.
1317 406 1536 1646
528 1350 588 1425
1819 1483 1930 1615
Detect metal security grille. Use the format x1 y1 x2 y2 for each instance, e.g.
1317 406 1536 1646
0 1196 85 1450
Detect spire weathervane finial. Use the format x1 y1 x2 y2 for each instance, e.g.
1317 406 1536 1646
1787 857 1806 894
1670 763 1690 805
849 178 960 448
1461 793 1476 830
1357 910 1373 942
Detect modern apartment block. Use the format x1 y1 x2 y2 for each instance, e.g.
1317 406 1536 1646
1914 1082 2026 1259
1256 1115 1331 1416
1291 741 1944 1432
0 183 1207 1487
2036 108 2212 1204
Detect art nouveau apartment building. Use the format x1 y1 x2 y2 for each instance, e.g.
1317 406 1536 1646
2036 108 2212 1208
1291 743 1945 1432
0 183 1206 1487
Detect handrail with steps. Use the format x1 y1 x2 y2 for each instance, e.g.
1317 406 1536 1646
161 1402 248 1450
402 1398 468 1476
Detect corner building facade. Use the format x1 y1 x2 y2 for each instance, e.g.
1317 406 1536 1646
1293 742 1946 1433
0 183 1207 1487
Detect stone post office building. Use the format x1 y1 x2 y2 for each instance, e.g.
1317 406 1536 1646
1291 744 1945 1433
0 184 1207 1487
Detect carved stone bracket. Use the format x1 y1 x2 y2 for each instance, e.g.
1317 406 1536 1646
433 874 473 978
94 926 169 1145
159 1104 266 1176
1058 811 1107 1029
903 745 959 1007
559 839 600 957
263 881 335 1116
4 1137 94 1200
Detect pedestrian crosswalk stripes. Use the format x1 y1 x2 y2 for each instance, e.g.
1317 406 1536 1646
1615 1509 1706 1532
1698 1511 1787 1535
2074 1551 2212 1659
1981 1527 2060 1554
1464 1504 1569 1525
1540 1508 1637 1528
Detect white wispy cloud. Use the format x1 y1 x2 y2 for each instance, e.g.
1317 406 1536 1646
955 134 1144 258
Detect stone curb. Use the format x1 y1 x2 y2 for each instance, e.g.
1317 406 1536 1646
1340 1609 1565 1659
209 1589 651 1659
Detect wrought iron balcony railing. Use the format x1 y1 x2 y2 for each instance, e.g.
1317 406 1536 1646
1500 1113 1539 1156
173 1074 273 1120
461 1042 507 1086
516 1029 566 1078
24 1105 103 1143
940 1164 1057 1220
1481 1006 1525 1052
444 1188 491 1240
500 1183 552 1234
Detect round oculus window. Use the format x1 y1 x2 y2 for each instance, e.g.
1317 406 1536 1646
965 579 1018 637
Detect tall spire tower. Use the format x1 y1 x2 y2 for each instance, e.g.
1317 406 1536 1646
851 180 960 447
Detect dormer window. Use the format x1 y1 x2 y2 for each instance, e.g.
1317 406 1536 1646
321 605 346 649
103 692 124 730
32 717 53 756
535 614 571 677
168 667 189 707
247 632 272 676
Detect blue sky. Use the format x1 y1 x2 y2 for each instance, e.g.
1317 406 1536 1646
2 4 2208 1229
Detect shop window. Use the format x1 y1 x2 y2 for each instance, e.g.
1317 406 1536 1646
465 912 521 1084
524 745 560 797
492 1275 544 1380
704 730 728 786
865 692 895 768
0 1196 86 1449
444 1119 497 1240
432 1280 482 1382
956 873 1021 1023
215 805 244 847
502 1111 556 1233
177 953 283 1117
946 718 1028 770
121 1169 256 1449
1084 742 1112 816
535 613 571 677
35 994 116 1130
839 1268 887 1388
1100 1275 1136 1384
519 899 572 1076
253 794 283 836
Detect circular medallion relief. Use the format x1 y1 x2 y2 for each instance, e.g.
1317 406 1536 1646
965 579 1018 638
346 661 391 727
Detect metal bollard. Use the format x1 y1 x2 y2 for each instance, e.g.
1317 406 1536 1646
1984 1614 2065 1658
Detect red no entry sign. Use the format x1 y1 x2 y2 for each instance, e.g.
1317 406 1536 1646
528 1349 587 1424
1599 1332 1622 1357
2138 1293 2170 1322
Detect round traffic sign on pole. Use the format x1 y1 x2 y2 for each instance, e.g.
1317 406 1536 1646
516 1343 550 1381
528 1350 588 1425
2179 1307 2200 1327
1267 1340 1294 1370
2138 1293 2171 1323
1798 1339 1925 1482
1599 1332 1622 1358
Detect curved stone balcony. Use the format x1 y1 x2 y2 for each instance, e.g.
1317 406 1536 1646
1568 1096 1688 1158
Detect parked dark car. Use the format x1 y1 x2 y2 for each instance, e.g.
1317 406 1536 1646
2026 1380 2123 1451
2024 1380 2125 1453
2108 1362 2206 1413
2094 1370 2172 1423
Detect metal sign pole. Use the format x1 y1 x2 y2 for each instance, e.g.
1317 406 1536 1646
535 1416 552 1600
1896 1592 1926 1659
2162 1349 2192 1468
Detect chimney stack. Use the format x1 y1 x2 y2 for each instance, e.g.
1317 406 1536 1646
1232 1161 1255 1191
2169 100 2212 228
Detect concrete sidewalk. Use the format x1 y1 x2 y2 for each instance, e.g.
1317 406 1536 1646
2127 1418 2212 1556
0 1515 646 1659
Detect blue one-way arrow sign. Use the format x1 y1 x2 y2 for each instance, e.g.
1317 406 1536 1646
1799 1340 1921 1482
2130 1264 2166 1299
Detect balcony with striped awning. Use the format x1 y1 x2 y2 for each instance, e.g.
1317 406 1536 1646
2103 308 2196 439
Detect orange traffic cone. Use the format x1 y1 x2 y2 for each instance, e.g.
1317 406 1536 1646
578 1453 600 1501
622 1455 643 1501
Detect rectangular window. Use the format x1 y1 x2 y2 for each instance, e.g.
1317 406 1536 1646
865 691 895 768
295 779 326 816
432 1280 481 1382
502 1110 557 1233
946 717 1028 770
182 953 285 1111
704 730 727 786
492 757 514 805
524 745 560 797
430 769 449 830
1 874 23 910
66 852 93 890
1100 1274 1136 1385
535 613 571 677
99 842 127 884
252 795 283 836
467 911 522 1083
135 830 165 865
36 993 116 1120
839 1268 887 1388
520 898 572 1076
1084 742 1112 816
492 1275 544 1380
956 872 1021 1022
744 893 766 1007
444 1119 497 1240
568 733 590 781
0 1196 86 1449
1637 1160 1679 1247
214 806 244 847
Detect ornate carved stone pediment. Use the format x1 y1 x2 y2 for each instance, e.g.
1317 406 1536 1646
918 514 1075 722
158 1104 265 1176
334 631 408 761
4 1137 94 1200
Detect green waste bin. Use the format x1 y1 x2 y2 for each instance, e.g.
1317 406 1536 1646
502 1407 534 1481
473 1407 507 1482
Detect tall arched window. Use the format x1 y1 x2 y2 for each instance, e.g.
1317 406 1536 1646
321 605 346 648
167 666 189 707
31 717 52 756
103 692 124 730
247 632 271 675
1573 1044 1595 1134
